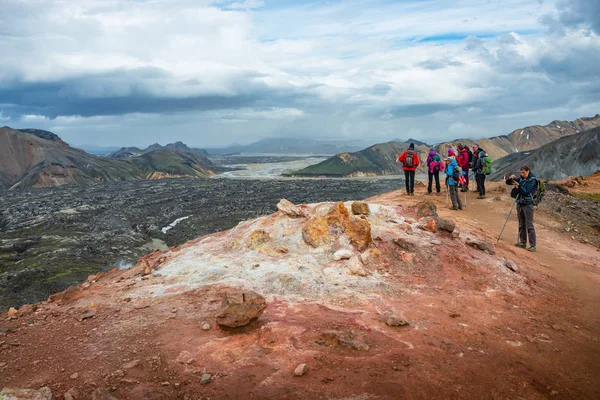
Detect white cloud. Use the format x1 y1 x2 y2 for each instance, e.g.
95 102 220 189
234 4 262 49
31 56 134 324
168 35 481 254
225 0 265 10
0 0 598 146
21 115 48 122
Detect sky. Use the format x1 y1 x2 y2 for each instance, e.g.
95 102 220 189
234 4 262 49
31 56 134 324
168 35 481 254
0 0 599 148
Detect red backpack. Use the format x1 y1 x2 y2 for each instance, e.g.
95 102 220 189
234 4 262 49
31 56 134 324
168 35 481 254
404 151 415 168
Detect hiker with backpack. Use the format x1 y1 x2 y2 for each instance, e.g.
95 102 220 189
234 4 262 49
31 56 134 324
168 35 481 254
471 144 481 193
505 166 541 252
397 143 420 196
444 152 463 210
474 150 492 199
456 144 471 192
426 148 444 195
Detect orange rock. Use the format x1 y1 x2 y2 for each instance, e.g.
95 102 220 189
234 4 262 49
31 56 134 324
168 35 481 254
6 307 17 317
419 218 437 233
302 216 333 248
303 202 372 251
247 229 272 249
351 201 370 215
346 218 372 251
325 202 350 233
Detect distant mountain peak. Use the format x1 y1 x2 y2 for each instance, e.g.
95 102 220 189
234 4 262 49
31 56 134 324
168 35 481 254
406 138 429 147
17 128 69 146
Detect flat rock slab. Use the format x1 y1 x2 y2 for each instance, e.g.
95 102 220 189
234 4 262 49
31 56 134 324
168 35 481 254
216 291 267 328
465 237 496 255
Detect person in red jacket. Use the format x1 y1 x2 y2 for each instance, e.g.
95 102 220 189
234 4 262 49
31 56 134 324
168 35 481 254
456 143 470 191
397 143 420 196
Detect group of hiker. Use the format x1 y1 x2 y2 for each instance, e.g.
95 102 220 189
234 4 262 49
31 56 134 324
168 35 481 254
397 143 540 251
396 142 492 207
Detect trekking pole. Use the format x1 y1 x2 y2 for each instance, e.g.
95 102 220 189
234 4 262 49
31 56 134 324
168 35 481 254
445 184 449 207
497 197 518 243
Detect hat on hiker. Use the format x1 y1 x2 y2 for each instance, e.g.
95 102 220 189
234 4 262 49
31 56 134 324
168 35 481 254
447 148 455 156
409 143 415 150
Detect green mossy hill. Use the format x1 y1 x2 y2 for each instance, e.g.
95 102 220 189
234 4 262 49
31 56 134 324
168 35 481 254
131 150 215 177
293 142 427 177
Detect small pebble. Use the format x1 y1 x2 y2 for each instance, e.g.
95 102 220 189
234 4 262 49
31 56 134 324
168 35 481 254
294 363 309 376
201 373 211 385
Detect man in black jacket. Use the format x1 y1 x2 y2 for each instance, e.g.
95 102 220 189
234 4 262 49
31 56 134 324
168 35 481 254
506 166 538 252
471 144 481 193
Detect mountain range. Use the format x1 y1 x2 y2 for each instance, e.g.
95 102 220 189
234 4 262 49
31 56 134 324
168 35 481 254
0 127 217 190
491 126 600 181
292 141 430 177
108 142 209 159
205 137 369 155
294 115 600 177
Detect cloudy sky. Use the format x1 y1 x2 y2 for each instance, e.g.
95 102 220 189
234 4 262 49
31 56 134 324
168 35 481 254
0 0 599 148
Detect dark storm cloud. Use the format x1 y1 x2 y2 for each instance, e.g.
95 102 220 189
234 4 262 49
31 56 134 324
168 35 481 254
0 68 306 119
386 103 466 118
541 0 600 34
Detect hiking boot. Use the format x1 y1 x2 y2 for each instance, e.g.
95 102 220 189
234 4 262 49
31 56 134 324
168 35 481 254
410 192 415 196
515 242 526 248
449 206 458 210
477 195 486 199
527 246 537 252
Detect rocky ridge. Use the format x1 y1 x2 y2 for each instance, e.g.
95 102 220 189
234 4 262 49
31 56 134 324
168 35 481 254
491 126 600 181
0 127 217 190
294 115 600 177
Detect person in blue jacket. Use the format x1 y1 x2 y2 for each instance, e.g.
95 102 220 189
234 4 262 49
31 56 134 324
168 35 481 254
505 165 538 252
444 154 463 210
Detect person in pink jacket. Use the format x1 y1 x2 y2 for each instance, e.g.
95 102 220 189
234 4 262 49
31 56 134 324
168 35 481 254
426 149 444 195
456 143 470 192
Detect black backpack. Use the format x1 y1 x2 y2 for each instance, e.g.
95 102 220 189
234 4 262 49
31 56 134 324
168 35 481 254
466 148 473 164
452 166 461 182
